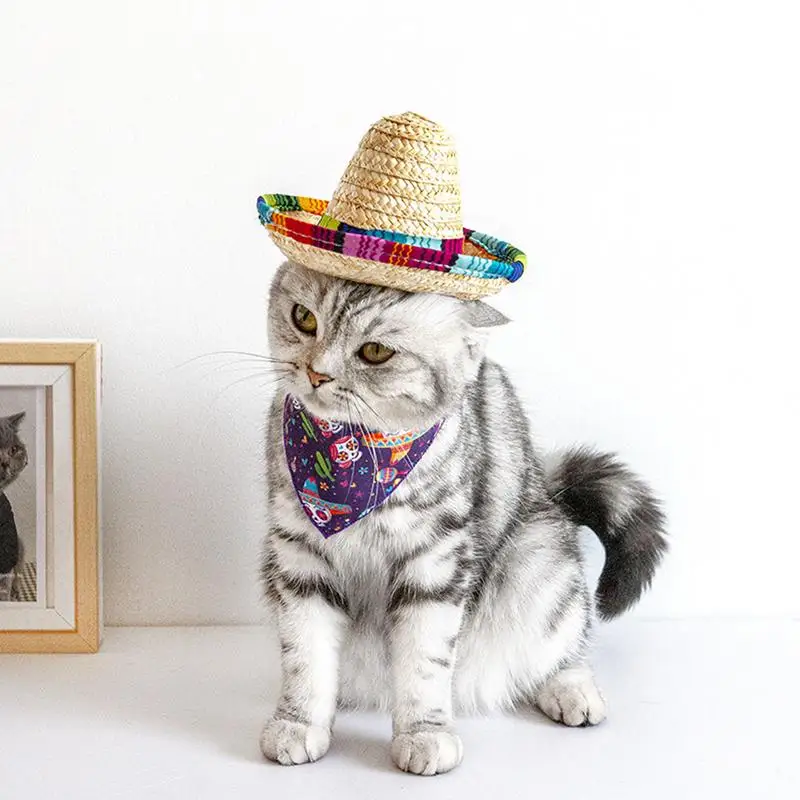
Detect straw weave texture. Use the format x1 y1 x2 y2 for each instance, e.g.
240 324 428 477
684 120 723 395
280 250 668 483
325 112 463 238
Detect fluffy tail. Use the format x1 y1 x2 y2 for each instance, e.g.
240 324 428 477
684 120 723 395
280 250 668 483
546 447 667 620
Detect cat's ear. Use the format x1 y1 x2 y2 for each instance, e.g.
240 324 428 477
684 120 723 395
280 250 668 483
7 412 25 430
463 302 509 381
464 301 510 329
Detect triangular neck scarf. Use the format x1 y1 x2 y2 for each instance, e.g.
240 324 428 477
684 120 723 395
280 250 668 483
283 395 442 537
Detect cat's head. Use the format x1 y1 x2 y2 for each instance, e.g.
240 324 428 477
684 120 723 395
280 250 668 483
0 413 28 491
267 262 508 430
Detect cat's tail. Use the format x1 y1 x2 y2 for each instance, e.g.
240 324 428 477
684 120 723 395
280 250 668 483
545 447 667 620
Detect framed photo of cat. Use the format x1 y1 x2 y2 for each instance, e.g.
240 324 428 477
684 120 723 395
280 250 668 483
0 341 101 653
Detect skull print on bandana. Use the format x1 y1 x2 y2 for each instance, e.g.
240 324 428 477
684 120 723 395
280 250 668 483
283 395 442 537
329 435 362 469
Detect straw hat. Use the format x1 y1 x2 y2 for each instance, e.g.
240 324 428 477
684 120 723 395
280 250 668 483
256 112 525 300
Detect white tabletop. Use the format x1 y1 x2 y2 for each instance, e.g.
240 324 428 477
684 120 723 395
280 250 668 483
1 620 797 799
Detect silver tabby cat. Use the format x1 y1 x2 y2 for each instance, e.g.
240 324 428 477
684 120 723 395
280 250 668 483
0 412 28 601
260 261 667 775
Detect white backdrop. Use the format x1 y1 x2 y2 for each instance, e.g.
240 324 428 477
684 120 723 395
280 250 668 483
1 1 798 625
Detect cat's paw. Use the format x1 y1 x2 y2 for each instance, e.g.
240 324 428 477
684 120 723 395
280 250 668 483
536 669 607 727
260 718 331 765
391 730 463 776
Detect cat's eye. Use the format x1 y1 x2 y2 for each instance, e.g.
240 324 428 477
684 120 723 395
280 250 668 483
9 446 19 456
358 342 395 364
291 304 317 334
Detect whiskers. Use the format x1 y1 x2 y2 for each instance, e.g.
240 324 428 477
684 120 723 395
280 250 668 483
169 349 297 403
172 350 294 371
210 368 293 405
339 387 390 430
343 392 382 513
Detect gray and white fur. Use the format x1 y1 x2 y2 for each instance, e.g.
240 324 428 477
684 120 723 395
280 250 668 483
260 262 667 775
0 412 28 601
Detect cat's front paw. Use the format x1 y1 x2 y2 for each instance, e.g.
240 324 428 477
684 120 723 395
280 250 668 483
260 718 331 765
391 730 463 776
536 671 607 727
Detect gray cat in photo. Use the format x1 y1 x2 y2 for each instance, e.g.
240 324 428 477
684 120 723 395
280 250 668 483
0 412 28 601
260 262 667 775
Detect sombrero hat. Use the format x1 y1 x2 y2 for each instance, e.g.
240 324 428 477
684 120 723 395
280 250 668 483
256 112 526 300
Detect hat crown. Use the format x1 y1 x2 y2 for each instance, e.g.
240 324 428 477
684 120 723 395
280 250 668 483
325 112 463 240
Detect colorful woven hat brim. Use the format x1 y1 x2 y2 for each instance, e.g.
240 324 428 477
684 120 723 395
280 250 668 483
257 194 526 300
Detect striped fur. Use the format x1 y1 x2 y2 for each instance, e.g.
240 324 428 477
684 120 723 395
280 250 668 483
259 262 667 773
0 413 28 600
546 448 668 620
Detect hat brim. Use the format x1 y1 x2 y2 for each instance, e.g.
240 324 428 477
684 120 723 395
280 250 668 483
257 194 525 301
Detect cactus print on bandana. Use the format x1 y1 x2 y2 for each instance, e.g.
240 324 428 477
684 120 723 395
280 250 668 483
283 395 442 537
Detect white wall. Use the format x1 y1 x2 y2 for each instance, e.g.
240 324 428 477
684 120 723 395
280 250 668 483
1 1 798 625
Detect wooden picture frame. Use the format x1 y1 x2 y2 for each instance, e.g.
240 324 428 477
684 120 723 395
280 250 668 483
0 341 101 653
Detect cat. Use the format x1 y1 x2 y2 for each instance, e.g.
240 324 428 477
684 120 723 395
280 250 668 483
0 412 28 601
259 261 667 775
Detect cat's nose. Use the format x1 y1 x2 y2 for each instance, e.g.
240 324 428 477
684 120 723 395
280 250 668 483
306 367 333 389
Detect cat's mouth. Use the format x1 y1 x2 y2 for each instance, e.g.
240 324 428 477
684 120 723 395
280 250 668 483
0 463 26 492
289 381 372 427
295 388 348 423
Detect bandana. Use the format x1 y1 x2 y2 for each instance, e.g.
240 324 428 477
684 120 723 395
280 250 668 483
283 395 442 537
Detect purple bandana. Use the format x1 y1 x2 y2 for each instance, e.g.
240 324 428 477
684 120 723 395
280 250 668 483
283 395 442 537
